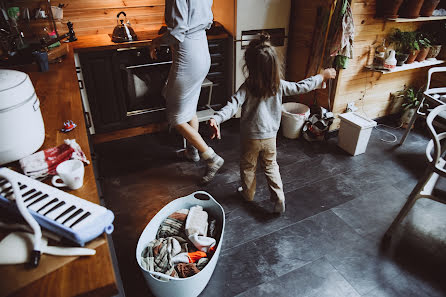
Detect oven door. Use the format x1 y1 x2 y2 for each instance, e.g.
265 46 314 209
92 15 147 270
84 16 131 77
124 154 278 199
122 61 171 117
117 47 172 124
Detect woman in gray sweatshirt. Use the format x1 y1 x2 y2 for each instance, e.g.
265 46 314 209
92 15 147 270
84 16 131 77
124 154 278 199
209 34 336 213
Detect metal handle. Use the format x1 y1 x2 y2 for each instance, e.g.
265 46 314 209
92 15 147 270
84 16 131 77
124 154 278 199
125 61 172 69
117 11 126 18
85 112 92 129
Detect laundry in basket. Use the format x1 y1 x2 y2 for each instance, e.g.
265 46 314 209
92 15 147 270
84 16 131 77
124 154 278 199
136 191 225 297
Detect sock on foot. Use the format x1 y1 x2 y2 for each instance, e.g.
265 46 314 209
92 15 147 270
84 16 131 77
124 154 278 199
200 148 224 184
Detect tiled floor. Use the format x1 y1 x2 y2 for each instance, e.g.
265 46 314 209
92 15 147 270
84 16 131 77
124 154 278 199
95 119 446 297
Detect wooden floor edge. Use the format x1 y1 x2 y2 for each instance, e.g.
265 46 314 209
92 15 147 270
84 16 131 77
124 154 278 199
92 122 169 144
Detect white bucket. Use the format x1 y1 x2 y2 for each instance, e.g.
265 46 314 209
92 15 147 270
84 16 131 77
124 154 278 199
136 191 225 297
281 103 310 139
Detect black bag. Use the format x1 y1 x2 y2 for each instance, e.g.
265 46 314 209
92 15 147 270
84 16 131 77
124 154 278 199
302 106 334 142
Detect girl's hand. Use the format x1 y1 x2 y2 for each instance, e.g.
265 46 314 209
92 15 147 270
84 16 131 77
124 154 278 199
149 36 162 60
321 68 337 82
209 118 220 139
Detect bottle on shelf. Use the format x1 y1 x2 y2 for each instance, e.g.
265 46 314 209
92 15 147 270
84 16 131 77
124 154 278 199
384 50 397 69
373 39 387 69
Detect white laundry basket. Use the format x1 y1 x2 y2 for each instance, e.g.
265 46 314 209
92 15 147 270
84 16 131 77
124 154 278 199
281 103 310 139
136 191 225 297
338 112 377 156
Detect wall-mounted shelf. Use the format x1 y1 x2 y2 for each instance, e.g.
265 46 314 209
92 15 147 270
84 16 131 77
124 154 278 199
366 59 445 74
387 16 446 22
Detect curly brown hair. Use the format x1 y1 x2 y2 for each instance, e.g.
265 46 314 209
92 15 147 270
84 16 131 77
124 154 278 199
243 33 282 99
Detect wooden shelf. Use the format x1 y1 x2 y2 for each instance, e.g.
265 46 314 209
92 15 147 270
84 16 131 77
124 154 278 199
366 59 445 74
387 16 446 22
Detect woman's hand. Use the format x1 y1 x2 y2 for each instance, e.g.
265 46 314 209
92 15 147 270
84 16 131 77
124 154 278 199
209 118 220 139
321 68 337 82
149 36 162 60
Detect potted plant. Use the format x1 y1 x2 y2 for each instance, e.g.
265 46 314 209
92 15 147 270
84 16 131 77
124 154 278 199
389 29 411 65
420 0 441 17
421 22 445 59
399 0 426 18
416 32 431 61
425 31 442 59
400 87 423 127
389 30 420 64
381 0 405 18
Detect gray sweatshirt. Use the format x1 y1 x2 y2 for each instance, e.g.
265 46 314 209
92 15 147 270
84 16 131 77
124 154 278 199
212 75 324 139
164 0 213 44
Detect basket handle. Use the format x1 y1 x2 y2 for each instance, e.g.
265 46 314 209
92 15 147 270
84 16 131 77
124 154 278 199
147 270 175 281
191 191 215 202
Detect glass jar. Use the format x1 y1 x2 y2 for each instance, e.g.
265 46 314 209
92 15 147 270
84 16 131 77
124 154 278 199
373 39 387 68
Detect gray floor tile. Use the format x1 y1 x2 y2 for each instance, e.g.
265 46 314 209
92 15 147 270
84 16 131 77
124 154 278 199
236 257 360 297
324 237 403 295
331 186 407 240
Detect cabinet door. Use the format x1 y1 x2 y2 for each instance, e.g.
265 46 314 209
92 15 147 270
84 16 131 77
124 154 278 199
207 38 231 107
79 51 126 133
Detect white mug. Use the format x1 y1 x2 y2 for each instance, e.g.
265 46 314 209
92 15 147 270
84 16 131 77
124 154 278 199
51 160 84 190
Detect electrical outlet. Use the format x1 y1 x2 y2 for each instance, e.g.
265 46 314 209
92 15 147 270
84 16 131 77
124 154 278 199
346 102 358 112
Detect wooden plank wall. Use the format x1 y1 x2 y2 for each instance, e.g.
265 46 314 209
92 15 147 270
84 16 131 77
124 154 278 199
287 0 434 130
7 0 166 36
55 0 165 36
330 0 429 130
286 0 332 107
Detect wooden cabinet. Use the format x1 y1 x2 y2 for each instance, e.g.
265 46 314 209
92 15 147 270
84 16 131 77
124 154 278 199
79 50 126 133
206 38 231 108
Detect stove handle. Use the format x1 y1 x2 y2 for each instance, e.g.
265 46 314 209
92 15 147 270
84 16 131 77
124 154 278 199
125 61 172 69
84 112 92 129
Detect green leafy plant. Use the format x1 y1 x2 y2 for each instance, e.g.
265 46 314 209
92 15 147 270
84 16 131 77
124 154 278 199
401 87 423 111
388 29 419 54
417 32 432 49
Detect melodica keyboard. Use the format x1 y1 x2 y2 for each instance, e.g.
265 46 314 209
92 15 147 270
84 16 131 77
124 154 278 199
0 167 114 246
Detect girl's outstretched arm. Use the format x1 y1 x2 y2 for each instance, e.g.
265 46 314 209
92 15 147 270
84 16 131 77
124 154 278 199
211 85 247 125
281 68 336 96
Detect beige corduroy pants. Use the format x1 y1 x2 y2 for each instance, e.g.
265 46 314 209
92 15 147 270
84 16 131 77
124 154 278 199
240 137 285 203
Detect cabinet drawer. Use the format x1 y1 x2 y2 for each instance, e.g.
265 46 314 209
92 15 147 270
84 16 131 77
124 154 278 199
208 40 226 54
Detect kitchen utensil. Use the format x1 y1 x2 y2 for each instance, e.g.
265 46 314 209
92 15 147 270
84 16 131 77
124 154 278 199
51 6 63 20
0 70 45 165
35 8 46 19
51 159 85 190
0 232 96 265
0 167 114 246
32 51 49 72
7 7 19 20
22 8 30 21
111 11 137 43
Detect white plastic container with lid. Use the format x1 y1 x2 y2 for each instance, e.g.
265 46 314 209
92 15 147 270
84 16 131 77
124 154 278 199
0 70 45 165
338 112 377 156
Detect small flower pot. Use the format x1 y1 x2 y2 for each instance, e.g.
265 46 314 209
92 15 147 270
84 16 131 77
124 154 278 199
416 47 430 62
406 50 420 64
399 0 426 18
383 0 405 18
426 45 442 59
420 0 441 16
400 108 416 128
395 53 409 66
